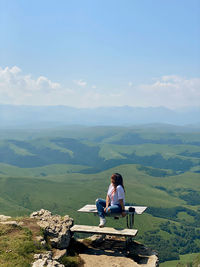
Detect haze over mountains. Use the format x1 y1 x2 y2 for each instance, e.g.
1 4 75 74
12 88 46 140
0 104 200 128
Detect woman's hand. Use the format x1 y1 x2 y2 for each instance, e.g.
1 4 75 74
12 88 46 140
121 211 126 217
119 199 126 217
104 207 110 213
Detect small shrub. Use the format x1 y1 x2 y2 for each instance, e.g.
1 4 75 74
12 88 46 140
60 255 84 267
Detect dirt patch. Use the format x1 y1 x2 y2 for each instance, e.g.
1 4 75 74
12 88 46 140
0 224 20 236
78 236 158 267
80 253 138 267
21 218 41 239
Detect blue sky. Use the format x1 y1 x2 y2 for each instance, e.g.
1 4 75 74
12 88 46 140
0 0 200 108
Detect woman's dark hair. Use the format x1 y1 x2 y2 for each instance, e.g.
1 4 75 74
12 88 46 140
111 173 125 192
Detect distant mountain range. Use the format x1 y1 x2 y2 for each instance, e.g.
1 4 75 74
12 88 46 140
0 104 200 128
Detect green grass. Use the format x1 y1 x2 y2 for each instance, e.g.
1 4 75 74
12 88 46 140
177 212 195 223
160 253 200 267
60 255 83 267
31 138 74 157
8 143 35 156
0 224 43 267
0 163 198 219
0 163 89 177
100 143 200 157
99 143 200 166
0 218 86 267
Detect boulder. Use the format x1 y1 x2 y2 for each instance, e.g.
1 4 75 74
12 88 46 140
53 249 67 260
32 252 64 267
0 221 18 226
0 215 12 221
30 209 73 249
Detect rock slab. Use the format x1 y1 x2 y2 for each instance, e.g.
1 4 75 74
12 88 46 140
32 252 64 267
30 209 73 249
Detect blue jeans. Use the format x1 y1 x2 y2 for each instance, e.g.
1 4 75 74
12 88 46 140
95 198 122 218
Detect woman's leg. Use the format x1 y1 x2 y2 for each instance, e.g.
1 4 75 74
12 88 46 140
106 204 122 214
95 198 106 218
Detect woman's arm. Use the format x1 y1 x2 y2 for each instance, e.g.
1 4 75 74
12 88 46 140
104 195 110 212
119 199 126 217
106 195 110 208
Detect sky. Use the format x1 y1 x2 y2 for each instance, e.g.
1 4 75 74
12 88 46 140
0 0 200 109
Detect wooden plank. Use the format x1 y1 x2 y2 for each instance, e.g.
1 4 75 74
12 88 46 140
78 205 147 215
71 224 138 237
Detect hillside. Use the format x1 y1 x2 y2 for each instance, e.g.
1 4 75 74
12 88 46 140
0 128 200 173
0 126 199 264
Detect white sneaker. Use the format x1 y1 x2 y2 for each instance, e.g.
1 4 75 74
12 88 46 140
99 217 106 228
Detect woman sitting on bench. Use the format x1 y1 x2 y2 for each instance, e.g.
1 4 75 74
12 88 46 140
96 173 126 227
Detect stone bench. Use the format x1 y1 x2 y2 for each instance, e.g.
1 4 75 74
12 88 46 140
78 204 147 216
70 225 138 237
78 204 147 229
70 204 147 241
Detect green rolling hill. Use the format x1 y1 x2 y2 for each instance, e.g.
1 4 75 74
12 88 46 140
0 126 199 264
0 164 199 263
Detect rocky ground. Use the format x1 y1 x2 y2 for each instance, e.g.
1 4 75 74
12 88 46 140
78 235 158 267
0 210 159 267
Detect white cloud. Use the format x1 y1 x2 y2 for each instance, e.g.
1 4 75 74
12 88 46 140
0 66 199 108
73 79 87 87
0 66 62 105
36 76 60 90
134 75 200 108
0 66 60 92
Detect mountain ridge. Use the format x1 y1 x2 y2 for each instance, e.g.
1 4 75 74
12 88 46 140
1 104 200 127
